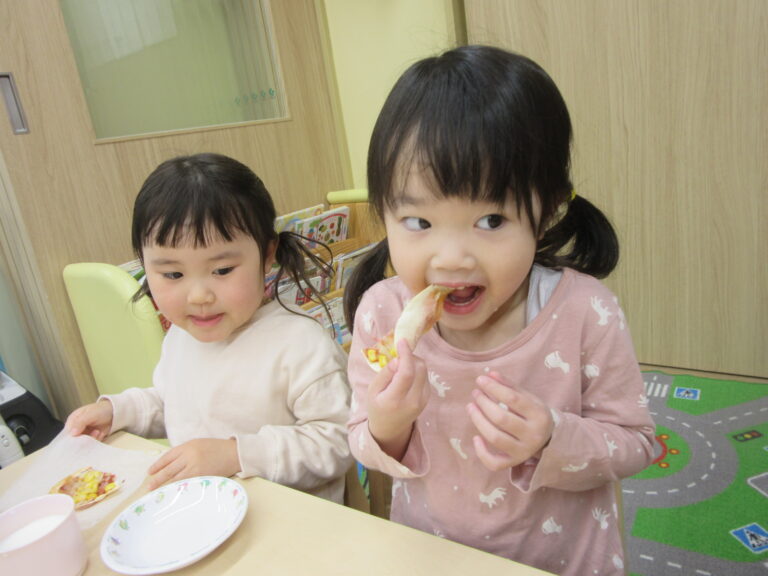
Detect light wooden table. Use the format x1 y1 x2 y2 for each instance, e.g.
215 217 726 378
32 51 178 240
0 432 553 575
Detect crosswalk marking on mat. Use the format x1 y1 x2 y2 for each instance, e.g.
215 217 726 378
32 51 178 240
644 379 669 398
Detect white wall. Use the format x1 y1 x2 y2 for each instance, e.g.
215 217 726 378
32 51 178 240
322 0 462 189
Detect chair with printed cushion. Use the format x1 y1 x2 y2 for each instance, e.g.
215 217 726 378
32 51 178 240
63 262 165 397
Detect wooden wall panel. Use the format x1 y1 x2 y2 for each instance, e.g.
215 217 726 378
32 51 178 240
465 0 767 377
0 0 350 416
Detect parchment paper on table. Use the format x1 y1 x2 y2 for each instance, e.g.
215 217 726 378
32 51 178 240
0 432 161 530
363 285 453 372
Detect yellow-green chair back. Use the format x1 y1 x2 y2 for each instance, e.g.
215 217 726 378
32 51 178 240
63 263 165 396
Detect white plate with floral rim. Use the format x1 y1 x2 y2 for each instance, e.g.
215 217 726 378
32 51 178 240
100 476 247 575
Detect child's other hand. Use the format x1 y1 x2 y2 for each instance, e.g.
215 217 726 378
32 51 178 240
147 438 240 490
467 371 554 471
367 339 429 460
64 400 114 441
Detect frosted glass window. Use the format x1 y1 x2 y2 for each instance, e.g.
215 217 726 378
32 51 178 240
60 0 285 140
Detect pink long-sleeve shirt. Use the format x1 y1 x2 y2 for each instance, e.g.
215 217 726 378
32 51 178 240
348 268 656 576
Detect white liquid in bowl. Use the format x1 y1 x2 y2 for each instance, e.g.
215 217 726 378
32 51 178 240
0 514 67 552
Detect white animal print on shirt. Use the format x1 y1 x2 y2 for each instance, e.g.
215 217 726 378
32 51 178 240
562 462 588 472
362 311 374 334
545 351 570 374
429 371 451 397
604 433 618 457
613 297 626 330
591 296 613 326
392 479 411 504
541 516 563 535
450 438 468 459
612 554 624 570
592 508 610 530
479 487 507 508
582 364 600 379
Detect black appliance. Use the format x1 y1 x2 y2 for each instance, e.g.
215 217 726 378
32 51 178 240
0 371 63 456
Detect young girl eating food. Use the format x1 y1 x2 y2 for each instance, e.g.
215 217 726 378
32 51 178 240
344 45 655 574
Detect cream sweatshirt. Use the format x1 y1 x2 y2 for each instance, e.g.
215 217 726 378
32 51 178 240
109 300 352 503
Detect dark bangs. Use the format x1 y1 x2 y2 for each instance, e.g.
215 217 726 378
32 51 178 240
368 45 573 231
132 153 276 259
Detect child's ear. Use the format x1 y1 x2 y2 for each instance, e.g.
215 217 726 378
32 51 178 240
537 220 549 241
263 239 277 273
531 191 547 240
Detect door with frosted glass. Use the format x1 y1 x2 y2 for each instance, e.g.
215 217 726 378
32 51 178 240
59 0 287 140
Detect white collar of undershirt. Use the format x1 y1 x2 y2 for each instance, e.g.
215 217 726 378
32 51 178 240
525 264 563 326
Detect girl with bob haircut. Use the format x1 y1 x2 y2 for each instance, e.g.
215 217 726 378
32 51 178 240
345 45 655 574
67 153 352 503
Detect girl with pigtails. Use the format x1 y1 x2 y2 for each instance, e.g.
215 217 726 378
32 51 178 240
67 153 352 503
345 45 655 575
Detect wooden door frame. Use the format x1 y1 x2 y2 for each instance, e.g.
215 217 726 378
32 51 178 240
0 148 66 416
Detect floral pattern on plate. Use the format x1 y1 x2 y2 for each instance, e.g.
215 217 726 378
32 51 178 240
100 476 247 575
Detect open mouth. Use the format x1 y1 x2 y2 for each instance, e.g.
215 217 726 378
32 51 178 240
439 285 484 314
446 286 482 305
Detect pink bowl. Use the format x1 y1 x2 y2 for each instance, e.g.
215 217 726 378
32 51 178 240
0 493 87 575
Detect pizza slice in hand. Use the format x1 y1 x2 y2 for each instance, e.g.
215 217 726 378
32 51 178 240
363 285 453 372
50 466 122 510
